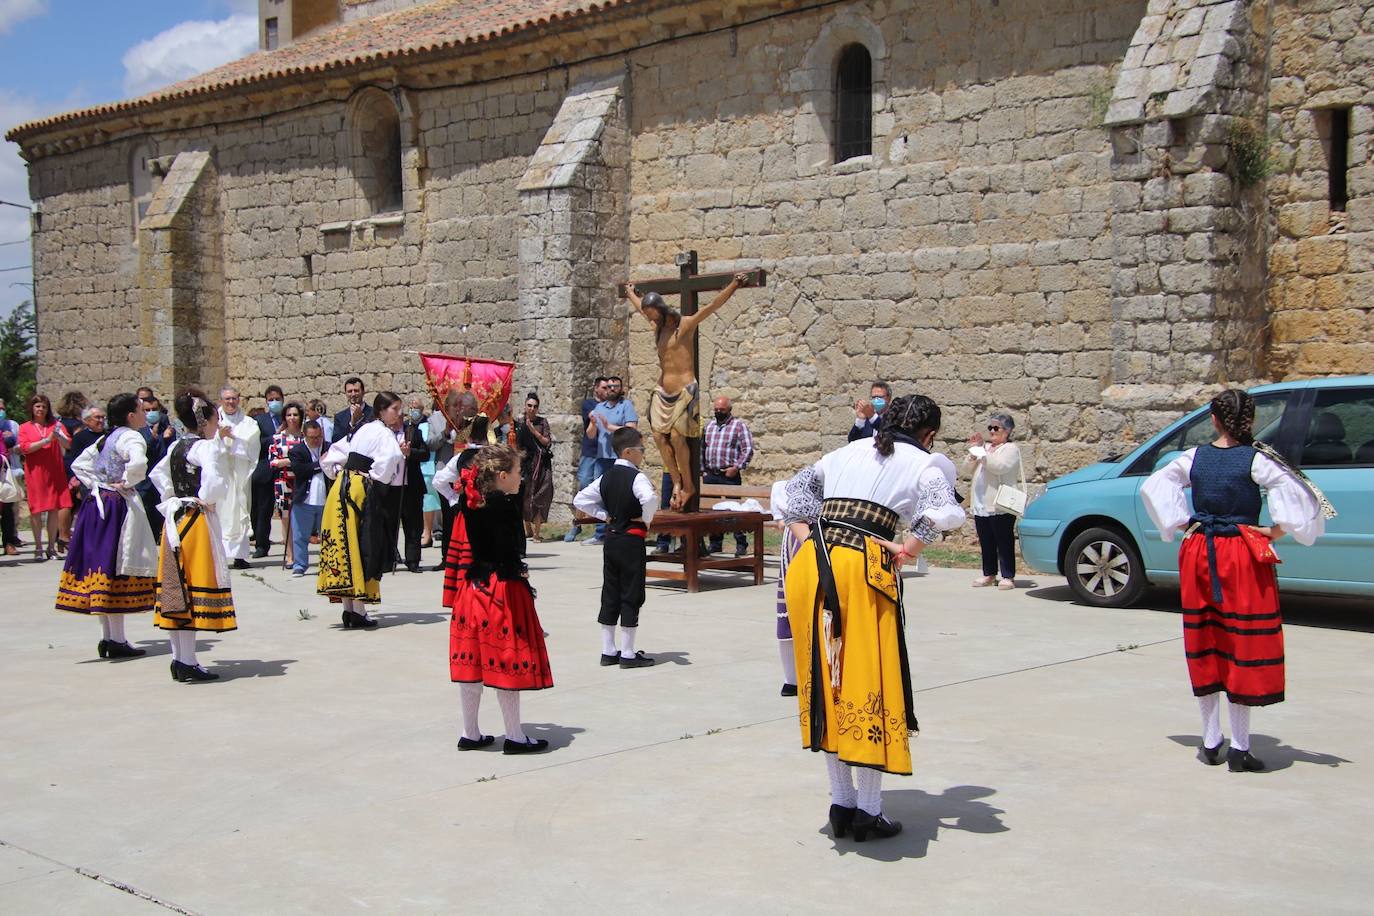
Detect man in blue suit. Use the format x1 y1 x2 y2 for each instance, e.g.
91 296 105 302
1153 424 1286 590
331 376 373 443
250 385 286 558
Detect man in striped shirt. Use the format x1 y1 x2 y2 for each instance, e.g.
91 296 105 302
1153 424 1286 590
702 396 755 556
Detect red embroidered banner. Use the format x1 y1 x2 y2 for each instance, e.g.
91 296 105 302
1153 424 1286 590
419 352 516 432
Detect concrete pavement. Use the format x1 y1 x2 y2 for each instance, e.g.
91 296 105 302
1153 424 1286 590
1 542 1370 915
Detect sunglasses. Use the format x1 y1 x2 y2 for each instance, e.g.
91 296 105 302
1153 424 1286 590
987 425 1003 432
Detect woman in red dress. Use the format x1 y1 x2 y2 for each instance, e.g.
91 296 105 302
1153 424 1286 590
448 444 553 755
18 394 73 560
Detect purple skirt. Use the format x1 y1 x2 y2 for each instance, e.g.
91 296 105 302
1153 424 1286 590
55 490 156 615
776 529 801 640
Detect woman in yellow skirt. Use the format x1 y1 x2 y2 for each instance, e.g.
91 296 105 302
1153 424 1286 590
317 392 405 629
149 389 248 682
783 395 964 842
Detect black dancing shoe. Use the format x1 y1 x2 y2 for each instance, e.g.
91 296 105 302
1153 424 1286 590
169 661 178 681
828 804 857 838
619 650 655 669
105 641 147 659
457 735 496 751
1201 740 1225 765
600 652 622 666
851 811 903 842
97 639 113 659
502 737 551 755
232 558 251 570
172 661 220 682
341 610 379 630
781 683 798 697
1227 748 1265 772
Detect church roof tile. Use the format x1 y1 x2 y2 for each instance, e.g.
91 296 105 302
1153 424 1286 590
7 0 637 142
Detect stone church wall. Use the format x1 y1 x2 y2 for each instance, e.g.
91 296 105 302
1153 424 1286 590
624 0 1144 482
1265 0 1374 379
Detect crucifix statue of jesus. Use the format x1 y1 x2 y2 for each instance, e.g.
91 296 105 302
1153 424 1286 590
619 252 765 511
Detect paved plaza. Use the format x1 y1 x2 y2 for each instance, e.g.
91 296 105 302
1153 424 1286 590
1 544 1370 915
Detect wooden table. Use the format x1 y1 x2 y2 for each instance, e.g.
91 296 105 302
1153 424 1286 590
646 509 769 593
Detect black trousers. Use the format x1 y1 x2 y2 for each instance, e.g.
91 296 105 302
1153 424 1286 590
974 513 1018 579
250 472 274 552
1 501 19 547
703 471 749 550
599 531 646 628
438 499 456 559
400 484 424 568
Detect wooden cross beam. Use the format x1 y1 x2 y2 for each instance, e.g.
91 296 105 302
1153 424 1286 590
618 251 766 512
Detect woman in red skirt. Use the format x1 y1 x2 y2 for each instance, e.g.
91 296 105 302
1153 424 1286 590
448 444 553 755
1142 389 1329 772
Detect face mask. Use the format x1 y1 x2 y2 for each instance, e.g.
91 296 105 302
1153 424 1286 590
408 409 422 422
714 411 730 423
870 397 887 412
146 410 161 425
0 410 6 421
267 400 283 415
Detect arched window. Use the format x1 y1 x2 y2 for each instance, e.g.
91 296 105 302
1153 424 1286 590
834 44 872 162
351 90 404 214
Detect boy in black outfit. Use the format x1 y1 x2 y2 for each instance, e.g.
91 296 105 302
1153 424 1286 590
573 427 659 668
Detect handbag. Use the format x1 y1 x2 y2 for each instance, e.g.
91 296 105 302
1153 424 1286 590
0 464 19 504
1239 525 1282 565
991 452 1028 517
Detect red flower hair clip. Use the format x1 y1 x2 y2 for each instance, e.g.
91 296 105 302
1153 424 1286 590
461 465 484 508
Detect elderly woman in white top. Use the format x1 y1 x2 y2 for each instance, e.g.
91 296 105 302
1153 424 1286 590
317 391 405 629
965 411 1023 590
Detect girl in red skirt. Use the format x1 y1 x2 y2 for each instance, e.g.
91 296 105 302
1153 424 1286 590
448 444 553 755
1142 389 1330 772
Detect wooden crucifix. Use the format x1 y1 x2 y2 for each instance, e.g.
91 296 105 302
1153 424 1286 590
617 251 766 512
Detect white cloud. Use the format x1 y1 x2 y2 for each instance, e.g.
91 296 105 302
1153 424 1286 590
121 13 258 98
0 0 47 35
0 91 38 318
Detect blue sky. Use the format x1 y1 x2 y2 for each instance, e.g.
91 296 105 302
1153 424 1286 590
0 0 259 319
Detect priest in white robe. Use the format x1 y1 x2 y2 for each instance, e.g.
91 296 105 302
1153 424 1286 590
217 386 260 566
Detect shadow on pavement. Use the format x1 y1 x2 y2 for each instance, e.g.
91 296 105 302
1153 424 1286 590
1167 733 1351 771
522 722 585 750
648 650 691 666
1026 583 1373 632
209 658 298 680
76 636 223 664
824 785 1009 860
374 612 449 627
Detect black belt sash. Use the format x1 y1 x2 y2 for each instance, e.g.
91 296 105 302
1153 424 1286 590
1189 511 1255 604
805 498 918 750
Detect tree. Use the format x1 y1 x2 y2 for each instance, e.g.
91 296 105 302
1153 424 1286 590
0 300 36 419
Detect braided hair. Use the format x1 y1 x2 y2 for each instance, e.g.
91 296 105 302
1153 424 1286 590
873 394 942 457
1209 388 1255 445
470 444 519 503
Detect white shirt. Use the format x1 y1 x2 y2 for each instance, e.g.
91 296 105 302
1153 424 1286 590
432 446 481 507
573 458 659 526
1140 447 1324 545
304 444 327 506
150 436 236 586
965 441 1023 517
321 419 404 485
70 429 148 491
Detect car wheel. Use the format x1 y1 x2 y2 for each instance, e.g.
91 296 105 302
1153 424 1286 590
1064 526 1146 608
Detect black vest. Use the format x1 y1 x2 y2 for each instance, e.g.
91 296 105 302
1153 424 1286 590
599 464 644 534
170 437 202 498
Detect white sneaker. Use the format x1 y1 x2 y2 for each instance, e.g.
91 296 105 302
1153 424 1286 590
972 576 995 587
997 578 1015 590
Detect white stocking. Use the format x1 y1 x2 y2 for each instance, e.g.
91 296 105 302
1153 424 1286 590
106 615 127 644
855 767 883 816
1227 702 1251 752
1198 694 1223 749
99 615 114 640
778 638 797 685
619 626 637 658
167 630 182 663
497 689 526 744
825 754 856 808
175 631 199 668
460 683 484 741
601 625 617 656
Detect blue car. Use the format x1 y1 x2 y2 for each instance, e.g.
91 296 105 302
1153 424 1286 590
1020 376 1374 607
